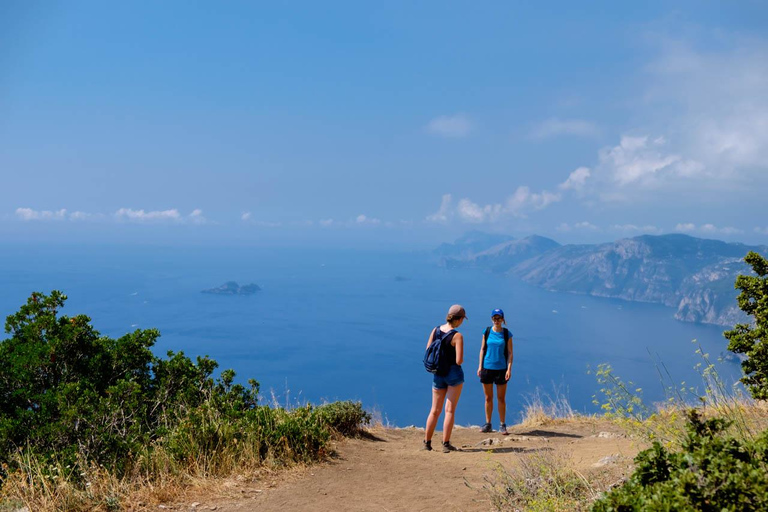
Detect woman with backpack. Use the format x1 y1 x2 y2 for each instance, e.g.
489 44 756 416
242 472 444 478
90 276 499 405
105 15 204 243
423 304 466 453
478 308 513 435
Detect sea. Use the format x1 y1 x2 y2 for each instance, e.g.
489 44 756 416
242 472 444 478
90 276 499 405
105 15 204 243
0 243 744 427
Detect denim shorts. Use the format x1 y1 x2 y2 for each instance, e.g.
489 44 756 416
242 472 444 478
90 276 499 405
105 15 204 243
433 365 465 390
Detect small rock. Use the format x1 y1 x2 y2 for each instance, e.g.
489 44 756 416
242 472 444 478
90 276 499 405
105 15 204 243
592 454 622 467
191 503 200 509
478 437 500 446
596 431 623 439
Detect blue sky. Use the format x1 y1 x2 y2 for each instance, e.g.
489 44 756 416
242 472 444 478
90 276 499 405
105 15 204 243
1 1 767 247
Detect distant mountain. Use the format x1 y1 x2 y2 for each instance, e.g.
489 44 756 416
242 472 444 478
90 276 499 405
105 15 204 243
433 230 515 259
437 233 766 327
441 235 561 271
511 235 766 326
202 281 261 295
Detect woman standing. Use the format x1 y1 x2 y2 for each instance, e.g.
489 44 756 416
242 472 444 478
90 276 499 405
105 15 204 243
423 304 466 453
478 308 513 434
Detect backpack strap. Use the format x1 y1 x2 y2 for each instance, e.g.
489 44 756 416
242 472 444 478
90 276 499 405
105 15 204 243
481 326 491 370
503 328 510 364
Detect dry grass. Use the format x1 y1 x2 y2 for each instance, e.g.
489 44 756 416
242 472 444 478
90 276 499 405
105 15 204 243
0 444 300 512
482 448 627 512
519 386 577 428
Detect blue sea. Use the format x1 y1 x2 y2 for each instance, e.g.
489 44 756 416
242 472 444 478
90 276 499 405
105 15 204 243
0 244 744 427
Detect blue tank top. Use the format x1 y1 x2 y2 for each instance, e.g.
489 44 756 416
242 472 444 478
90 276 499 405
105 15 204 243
483 329 508 370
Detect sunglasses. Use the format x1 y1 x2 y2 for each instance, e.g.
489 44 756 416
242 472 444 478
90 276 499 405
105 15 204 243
492 316 503 321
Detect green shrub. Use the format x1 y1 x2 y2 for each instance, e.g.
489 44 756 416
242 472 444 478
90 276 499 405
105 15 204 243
592 410 768 511
313 401 371 436
724 251 768 399
0 291 370 494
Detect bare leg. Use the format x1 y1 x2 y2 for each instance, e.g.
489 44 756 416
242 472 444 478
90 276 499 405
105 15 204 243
496 383 507 425
425 387 447 441
482 383 494 424
442 383 463 443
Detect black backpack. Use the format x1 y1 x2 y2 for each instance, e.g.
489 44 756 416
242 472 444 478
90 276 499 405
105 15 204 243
423 327 456 375
481 327 511 370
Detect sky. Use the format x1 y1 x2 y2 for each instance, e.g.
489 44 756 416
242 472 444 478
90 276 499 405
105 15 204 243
1 0 767 248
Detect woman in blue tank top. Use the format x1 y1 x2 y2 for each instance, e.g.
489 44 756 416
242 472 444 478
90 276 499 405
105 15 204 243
477 308 514 435
423 304 466 453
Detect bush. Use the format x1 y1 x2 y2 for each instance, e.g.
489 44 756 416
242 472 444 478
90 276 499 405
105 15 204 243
724 251 768 399
313 401 371 437
592 410 768 511
0 291 370 508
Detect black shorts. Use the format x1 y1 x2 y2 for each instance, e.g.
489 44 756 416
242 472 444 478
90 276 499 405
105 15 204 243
479 368 508 385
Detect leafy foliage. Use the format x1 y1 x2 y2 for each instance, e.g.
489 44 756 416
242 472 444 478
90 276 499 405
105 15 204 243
592 410 768 511
724 251 768 399
0 291 370 484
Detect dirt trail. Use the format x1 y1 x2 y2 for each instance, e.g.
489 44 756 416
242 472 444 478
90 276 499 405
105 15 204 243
183 420 639 512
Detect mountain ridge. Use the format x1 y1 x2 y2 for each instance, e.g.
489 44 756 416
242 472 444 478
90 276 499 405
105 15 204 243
438 232 767 326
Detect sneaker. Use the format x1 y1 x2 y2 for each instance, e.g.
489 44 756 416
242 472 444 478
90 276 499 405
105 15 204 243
442 441 459 453
499 423 509 435
422 440 432 451
481 422 492 433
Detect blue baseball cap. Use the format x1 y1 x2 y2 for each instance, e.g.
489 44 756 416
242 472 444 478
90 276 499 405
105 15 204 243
491 308 504 318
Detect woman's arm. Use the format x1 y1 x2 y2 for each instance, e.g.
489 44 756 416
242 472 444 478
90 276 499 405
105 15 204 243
505 336 514 380
453 332 464 365
477 335 486 376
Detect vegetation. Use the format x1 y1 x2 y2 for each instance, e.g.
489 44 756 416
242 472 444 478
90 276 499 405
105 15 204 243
0 291 370 510
485 450 602 512
592 410 768 511
724 251 768 399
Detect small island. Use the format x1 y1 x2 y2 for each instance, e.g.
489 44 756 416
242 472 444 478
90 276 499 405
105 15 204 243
201 281 261 295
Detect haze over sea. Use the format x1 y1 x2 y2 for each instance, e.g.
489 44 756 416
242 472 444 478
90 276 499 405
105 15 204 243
1 243 743 427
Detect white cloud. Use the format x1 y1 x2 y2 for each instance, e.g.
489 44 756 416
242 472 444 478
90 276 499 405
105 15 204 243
700 223 743 235
427 186 560 225
241 212 252 221
505 186 561 215
425 114 473 138
189 209 207 224
674 222 743 235
675 223 697 233
319 219 334 227
114 208 206 224
531 118 599 139
755 227 768 235
644 34 768 178
355 214 381 225
598 135 703 186
611 224 661 234
15 208 68 221
456 198 500 223
115 208 181 222
559 167 591 191
426 194 453 223
557 221 599 232
69 211 93 221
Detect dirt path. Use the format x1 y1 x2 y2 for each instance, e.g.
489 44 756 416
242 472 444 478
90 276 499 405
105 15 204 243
180 420 639 512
